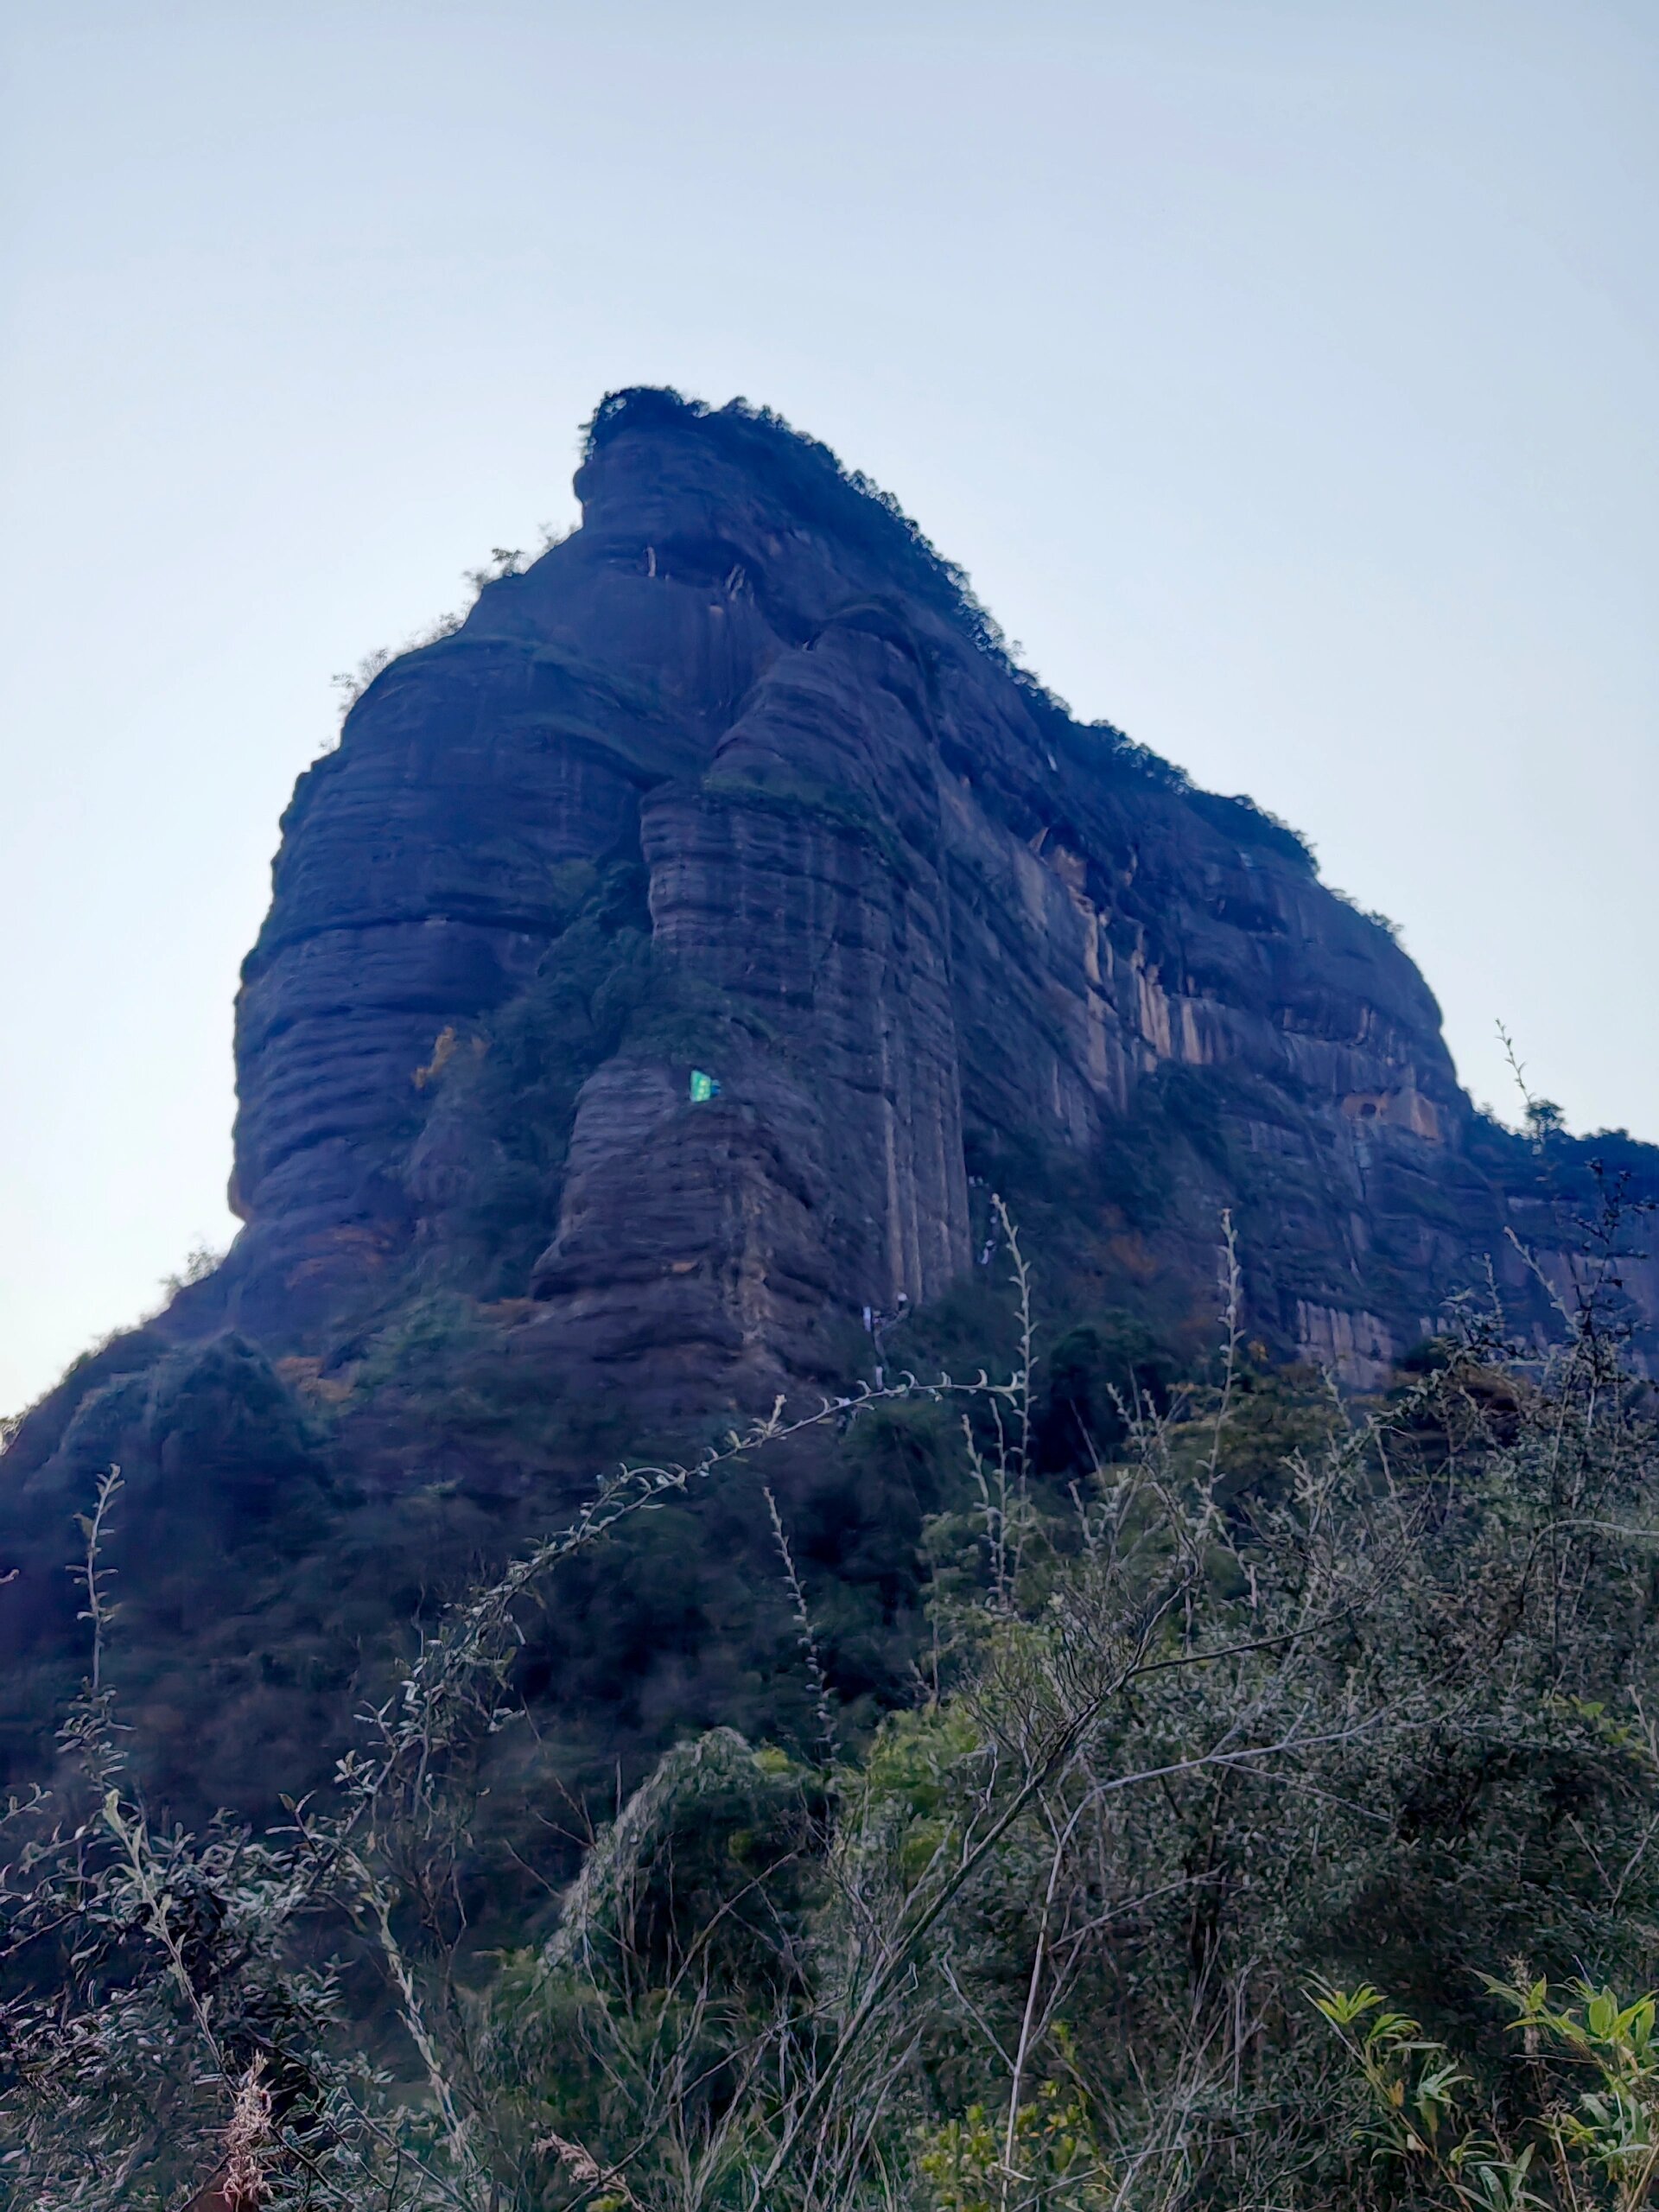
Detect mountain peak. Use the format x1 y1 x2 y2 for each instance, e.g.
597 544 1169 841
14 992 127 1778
7 392 1656 1819
16 394 1658 1457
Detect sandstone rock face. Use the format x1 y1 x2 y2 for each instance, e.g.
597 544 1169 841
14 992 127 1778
6 388 1656 1815
188 389 1653 1399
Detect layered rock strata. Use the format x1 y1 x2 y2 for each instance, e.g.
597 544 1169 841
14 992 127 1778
165 386 1649 1402
20 387 1655 1442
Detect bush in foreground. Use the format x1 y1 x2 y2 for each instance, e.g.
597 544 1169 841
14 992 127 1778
4 1205 1659 2209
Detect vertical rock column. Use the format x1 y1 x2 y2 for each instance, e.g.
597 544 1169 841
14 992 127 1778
528 632 972 1392
226 641 643 1340
646 785 969 1304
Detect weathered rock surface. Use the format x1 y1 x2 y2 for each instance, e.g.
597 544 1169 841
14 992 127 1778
5 386 1656 1811
18 386 1659 1458
168 386 1649 1404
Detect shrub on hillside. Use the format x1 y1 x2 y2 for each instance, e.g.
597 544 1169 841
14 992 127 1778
4 1204 1659 2209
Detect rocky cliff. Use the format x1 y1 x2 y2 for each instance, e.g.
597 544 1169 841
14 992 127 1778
183 386 1652 1404
4 390 1656 1808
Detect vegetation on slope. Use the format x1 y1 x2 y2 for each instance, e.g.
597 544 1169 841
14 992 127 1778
5 1197 1659 2209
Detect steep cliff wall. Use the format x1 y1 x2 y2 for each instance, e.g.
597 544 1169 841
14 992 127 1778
5 387 1655 1815
189 387 1649 1403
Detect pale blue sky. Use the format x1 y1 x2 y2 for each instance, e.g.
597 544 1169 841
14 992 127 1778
3 0 1655 1413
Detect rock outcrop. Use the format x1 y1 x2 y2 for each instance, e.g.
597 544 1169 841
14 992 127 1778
181 387 1652 1403
5 386 1656 1812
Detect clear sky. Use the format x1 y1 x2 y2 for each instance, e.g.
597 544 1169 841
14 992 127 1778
2 0 1655 1415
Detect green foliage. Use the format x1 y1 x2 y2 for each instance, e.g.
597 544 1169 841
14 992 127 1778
1316 1973 1659 2207
404 853 778 1300
699 766 917 882
407 859 657 1293
918 2082 1111 2211
546 1727 822 1991
7 1205 1659 2209
1030 1312 1182 1467
1527 1096 1568 1144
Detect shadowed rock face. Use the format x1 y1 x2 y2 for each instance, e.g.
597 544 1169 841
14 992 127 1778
175 389 1654 1401
5 389 1657 1815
